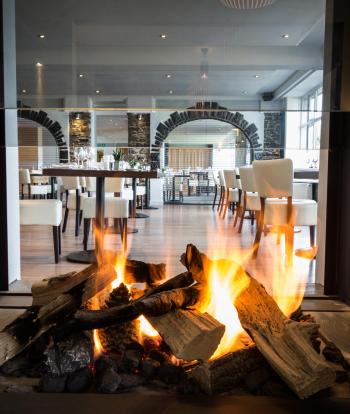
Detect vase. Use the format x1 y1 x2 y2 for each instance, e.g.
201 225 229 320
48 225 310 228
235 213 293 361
115 161 120 170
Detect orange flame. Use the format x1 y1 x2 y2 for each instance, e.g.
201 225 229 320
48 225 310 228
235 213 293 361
197 250 251 359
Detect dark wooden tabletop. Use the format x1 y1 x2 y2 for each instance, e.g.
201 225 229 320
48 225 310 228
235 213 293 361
42 168 161 179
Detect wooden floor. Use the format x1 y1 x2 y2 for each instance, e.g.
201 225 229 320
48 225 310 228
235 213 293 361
16 205 318 295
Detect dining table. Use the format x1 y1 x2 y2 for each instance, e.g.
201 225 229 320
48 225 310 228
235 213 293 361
43 167 161 264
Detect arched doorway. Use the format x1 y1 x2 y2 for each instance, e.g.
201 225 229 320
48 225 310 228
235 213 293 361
18 107 68 163
151 102 261 170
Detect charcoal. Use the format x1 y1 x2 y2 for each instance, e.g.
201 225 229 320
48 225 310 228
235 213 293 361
0 355 31 377
311 338 321 353
322 342 349 368
94 355 119 374
336 370 349 383
125 341 144 354
140 358 160 378
158 363 185 384
4 384 36 393
121 349 142 373
66 367 93 392
244 367 272 393
39 374 67 393
119 373 145 389
95 367 121 394
44 332 93 375
177 377 204 396
258 380 291 397
148 349 171 364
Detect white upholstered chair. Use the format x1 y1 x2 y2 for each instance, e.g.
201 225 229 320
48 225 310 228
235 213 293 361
62 176 86 237
19 169 50 199
252 159 317 265
83 177 129 252
237 166 260 233
20 199 62 263
221 170 240 218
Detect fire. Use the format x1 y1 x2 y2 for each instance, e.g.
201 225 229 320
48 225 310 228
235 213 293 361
90 295 105 359
138 315 159 338
197 254 250 359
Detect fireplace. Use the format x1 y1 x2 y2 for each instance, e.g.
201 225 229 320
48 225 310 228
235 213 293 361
1 239 348 399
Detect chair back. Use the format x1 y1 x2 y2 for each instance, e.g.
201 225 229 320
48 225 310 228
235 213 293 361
223 170 238 189
62 176 81 190
239 166 257 193
86 177 96 192
105 177 125 193
19 169 31 185
252 159 293 198
218 170 225 187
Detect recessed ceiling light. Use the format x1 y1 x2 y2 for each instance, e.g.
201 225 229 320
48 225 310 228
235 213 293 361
242 91 248 95
160 33 168 39
79 74 84 78
165 74 172 79
281 33 289 38
168 90 174 95
95 90 100 94
21 89 27 93
254 75 260 78
36 62 43 67
38 34 45 39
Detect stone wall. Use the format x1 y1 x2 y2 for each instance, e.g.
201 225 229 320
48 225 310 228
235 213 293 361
128 113 150 147
256 112 284 160
69 112 91 161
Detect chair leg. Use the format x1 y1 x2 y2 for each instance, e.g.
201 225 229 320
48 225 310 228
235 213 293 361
217 187 223 212
238 207 246 233
58 224 61 255
222 189 230 218
310 225 316 247
212 185 218 210
122 218 128 254
79 210 83 227
253 199 265 258
285 225 294 267
52 226 60 263
62 208 69 233
83 218 91 251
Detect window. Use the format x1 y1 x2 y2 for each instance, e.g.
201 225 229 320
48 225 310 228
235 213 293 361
300 87 323 151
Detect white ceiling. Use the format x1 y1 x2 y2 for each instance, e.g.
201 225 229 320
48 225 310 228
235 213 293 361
15 0 326 104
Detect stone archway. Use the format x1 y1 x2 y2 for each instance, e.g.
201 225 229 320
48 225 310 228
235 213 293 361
18 107 68 163
150 102 261 169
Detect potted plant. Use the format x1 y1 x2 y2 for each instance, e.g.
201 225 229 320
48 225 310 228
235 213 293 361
112 148 124 170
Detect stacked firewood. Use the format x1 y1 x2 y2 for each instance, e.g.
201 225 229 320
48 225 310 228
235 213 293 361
0 246 347 398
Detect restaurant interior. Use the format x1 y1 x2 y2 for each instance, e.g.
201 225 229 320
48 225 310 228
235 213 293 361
1 0 350 410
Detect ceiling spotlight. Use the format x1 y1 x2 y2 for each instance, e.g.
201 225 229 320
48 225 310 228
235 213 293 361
36 62 43 67
254 75 260 78
281 33 290 38
165 74 172 79
79 74 84 78
21 89 27 93
38 34 45 39
138 114 143 121
160 33 168 39
95 90 100 94
168 90 174 95
242 91 248 95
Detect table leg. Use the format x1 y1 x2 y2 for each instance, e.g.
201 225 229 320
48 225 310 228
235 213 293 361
95 176 105 261
133 177 149 219
140 178 158 210
67 176 108 264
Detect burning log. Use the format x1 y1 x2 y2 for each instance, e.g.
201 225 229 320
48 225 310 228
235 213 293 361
182 244 336 399
188 345 265 394
146 309 225 361
0 264 116 367
74 285 201 330
31 259 166 307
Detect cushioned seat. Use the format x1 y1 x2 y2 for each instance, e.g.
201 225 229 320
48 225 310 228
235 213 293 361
20 199 62 263
263 198 317 226
229 188 239 202
83 197 129 220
